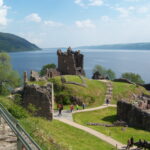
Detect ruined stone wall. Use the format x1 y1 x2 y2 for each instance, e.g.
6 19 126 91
117 101 150 131
142 84 150 91
58 54 76 75
57 48 85 75
22 83 54 120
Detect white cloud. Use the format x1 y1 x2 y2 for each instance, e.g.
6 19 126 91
44 20 63 27
75 19 95 28
88 0 103 6
74 0 103 7
0 0 9 26
25 13 42 23
138 6 149 13
115 6 135 17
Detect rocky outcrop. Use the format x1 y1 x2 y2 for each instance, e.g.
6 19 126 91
22 83 54 120
117 100 150 131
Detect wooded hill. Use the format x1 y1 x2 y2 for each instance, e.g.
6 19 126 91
0 32 41 52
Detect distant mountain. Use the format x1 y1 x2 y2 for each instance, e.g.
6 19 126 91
77 43 150 50
0 32 41 52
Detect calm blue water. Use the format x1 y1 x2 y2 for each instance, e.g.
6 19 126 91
9 48 150 83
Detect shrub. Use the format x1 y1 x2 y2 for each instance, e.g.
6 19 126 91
121 72 145 84
93 65 116 80
40 64 56 76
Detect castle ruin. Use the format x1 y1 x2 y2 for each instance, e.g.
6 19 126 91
57 47 85 76
117 95 150 131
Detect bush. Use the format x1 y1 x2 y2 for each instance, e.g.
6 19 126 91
8 104 29 119
93 65 116 80
121 72 145 84
40 64 56 76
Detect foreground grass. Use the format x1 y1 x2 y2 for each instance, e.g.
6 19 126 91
112 82 150 104
20 117 115 150
48 75 107 107
0 96 114 150
73 107 150 144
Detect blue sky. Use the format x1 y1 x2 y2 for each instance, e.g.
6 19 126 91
1 0 150 48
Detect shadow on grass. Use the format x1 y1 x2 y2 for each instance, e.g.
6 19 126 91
102 115 117 123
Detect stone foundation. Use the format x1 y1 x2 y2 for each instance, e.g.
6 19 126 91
117 100 150 131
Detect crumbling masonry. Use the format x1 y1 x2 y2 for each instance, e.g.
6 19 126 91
57 47 85 76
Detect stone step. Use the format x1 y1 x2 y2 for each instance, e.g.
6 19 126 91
0 143 17 150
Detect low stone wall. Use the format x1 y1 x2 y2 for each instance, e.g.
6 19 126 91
142 84 150 91
22 83 54 120
117 101 150 131
113 78 135 84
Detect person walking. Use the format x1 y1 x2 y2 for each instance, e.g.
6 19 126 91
106 99 110 106
76 104 79 110
82 103 85 109
58 104 63 116
70 104 74 112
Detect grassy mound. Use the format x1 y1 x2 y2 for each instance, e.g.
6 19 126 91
73 107 150 144
112 82 150 104
48 75 107 107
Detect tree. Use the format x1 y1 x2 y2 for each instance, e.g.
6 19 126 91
0 52 21 95
93 65 116 80
121 72 145 84
40 63 56 76
106 69 116 80
93 65 106 76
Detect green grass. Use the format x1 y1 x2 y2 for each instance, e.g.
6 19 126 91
73 107 150 144
20 117 115 150
0 96 114 150
48 75 107 107
112 82 150 104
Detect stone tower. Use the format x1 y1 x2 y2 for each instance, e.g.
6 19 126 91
57 47 85 76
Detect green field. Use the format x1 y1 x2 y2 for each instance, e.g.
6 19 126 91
73 107 150 144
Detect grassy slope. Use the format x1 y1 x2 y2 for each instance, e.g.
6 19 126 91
73 107 150 144
48 75 107 107
0 96 114 150
112 82 150 104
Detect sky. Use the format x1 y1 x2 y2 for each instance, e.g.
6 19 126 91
1 0 150 48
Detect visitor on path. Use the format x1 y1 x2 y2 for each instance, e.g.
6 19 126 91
76 104 79 110
82 103 85 109
70 104 74 112
106 99 110 106
58 104 63 116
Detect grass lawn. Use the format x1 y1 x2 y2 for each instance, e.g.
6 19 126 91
20 117 115 150
73 107 150 144
112 82 150 104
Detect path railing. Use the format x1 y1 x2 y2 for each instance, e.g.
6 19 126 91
0 103 42 150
